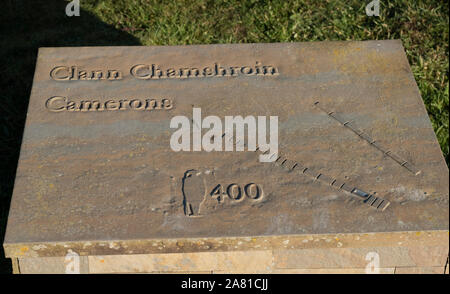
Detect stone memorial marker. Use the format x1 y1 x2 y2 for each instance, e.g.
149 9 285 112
4 41 449 273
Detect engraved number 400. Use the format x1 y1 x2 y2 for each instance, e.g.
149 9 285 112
210 183 263 201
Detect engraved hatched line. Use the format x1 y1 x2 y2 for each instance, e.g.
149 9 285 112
314 101 421 176
223 133 390 211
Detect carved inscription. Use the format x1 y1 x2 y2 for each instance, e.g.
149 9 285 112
49 61 280 82
47 62 280 114
50 66 123 81
45 96 173 112
181 169 264 217
210 183 263 202
131 62 279 80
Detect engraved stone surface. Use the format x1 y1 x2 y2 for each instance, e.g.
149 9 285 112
3 41 449 273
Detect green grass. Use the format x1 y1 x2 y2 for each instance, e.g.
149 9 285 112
0 0 448 273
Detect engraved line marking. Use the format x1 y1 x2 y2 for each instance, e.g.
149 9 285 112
354 129 364 136
221 131 390 210
370 199 379 207
314 101 421 176
371 198 382 208
376 199 385 209
366 196 377 206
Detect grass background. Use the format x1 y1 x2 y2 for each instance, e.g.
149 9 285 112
0 0 448 273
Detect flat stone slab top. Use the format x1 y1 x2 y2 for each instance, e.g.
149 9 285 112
3 41 449 265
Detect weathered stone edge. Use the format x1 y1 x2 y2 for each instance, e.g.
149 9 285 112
4 230 449 259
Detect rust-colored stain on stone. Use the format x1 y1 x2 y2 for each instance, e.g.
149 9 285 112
2 41 449 259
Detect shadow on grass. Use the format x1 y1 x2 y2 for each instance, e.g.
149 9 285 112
0 0 141 274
